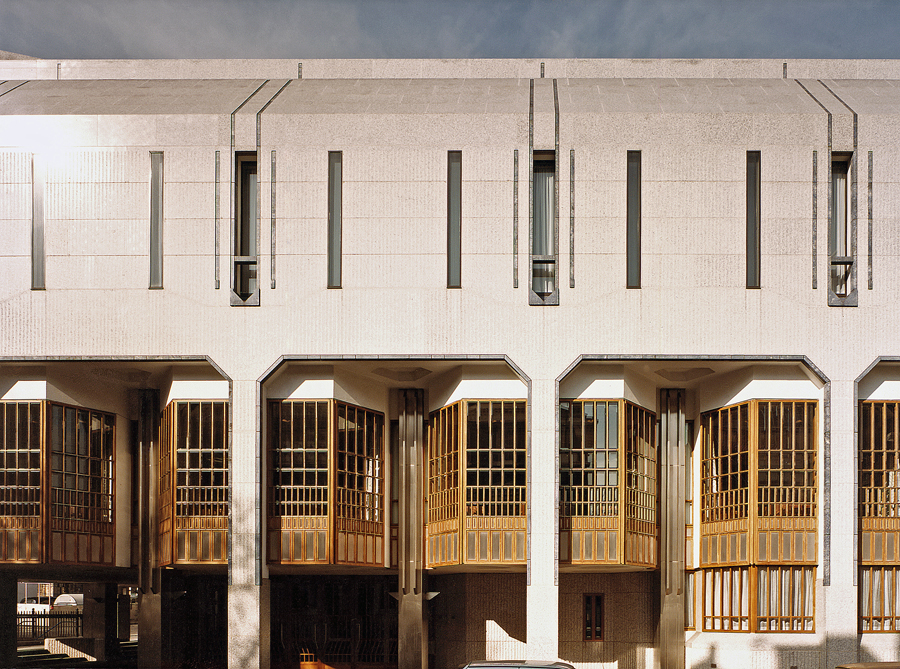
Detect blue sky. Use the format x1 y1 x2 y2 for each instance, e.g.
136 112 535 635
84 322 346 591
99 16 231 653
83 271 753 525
2 0 900 60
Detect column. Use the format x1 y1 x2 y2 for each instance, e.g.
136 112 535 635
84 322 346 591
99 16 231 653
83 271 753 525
228 378 270 669
526 377 558 658
826 379 858 668
658 389 686 669
397 389 427 669
136 388 177 669
0 574 15 667
83 582 120 661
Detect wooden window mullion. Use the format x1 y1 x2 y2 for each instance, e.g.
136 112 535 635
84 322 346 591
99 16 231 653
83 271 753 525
41 401 50 563
749 400 759 563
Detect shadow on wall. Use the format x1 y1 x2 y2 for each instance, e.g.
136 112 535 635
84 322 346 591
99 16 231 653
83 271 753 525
558 571 657 669
686 630 900 669
430 573 527 669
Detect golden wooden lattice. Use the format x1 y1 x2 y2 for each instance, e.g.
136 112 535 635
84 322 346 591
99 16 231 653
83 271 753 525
558 399 657 567
160 400 228 565
426 399 527 567
700 400 818 633
859 401 900 631
267 399 385 566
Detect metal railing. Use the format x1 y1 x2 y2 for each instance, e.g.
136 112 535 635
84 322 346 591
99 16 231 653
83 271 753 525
17 612 82 642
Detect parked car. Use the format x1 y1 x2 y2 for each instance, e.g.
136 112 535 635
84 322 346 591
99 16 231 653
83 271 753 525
17 597 51 614
460 663 575 669
51 593 84 609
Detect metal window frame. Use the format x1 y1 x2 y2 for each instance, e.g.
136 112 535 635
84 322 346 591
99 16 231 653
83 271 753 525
149 151 164 290
231 152 260 306
447 150 462 288
327 151 343 289
746 151 761 289
626 151 642 289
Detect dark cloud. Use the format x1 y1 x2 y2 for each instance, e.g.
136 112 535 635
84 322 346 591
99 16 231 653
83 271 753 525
2 0 900 60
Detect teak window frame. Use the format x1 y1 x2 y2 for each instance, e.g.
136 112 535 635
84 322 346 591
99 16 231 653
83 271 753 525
699 399 819 633
583 593 604 641
859 400 900 631
0 400 116 566
266 398 385 567
159 400 229 566
558 399 657 568
425 399 528 567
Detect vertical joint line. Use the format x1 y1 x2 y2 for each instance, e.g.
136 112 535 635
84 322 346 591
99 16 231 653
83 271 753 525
569 149 575 288
528 80 534 299
513 150 519 289
271 149 277 289
31 153 45 290
824 381 831 586
812 151 817 290
868 150 873 290
215 151 220 289
820 79 860 301
553 79 560 297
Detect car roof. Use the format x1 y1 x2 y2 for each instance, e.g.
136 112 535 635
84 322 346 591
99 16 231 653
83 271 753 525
462 662 575 669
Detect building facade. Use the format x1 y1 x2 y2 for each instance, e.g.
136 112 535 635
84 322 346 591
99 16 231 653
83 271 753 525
1 56 900 669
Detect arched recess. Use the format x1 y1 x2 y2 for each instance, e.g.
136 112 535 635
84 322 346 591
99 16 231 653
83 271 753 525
555 355 828 668
856 358 900 641
258 355 531 669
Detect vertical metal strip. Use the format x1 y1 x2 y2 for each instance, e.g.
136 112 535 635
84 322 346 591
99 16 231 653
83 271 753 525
513 150 519 289
255 104 262 300
149 152 164 289
824 380 831 586
271 149 277 289
794 80 831 292
812 151 817 290
528 80 534 299
820 79 859 304
553 79 560 301
215 151 220 289
31 153 45 290
569 149 575 288
827 114 833 297
228 80 268 301
256 80 292 295
852 116 859 297
868 150 873 289
254 384 261 586
553 381 558 587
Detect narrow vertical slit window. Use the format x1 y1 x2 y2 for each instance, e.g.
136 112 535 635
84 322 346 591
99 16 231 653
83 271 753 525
233 152 258 303
583 594 603 640
447 151 462 288
830 155 851 298
627 151 641 289
532 151 556 301
149 152 164 289
746 151 761 289
328 151 342 289
31 154 45 290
